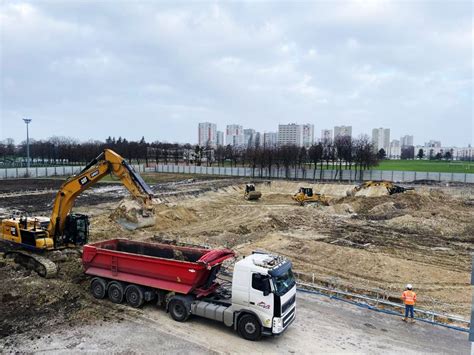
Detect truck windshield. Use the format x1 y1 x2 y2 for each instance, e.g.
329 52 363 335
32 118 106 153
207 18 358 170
272 269 296 296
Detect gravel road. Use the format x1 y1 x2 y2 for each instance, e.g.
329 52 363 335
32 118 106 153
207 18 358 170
4 292 468 354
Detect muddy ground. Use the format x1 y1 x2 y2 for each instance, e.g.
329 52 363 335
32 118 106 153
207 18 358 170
0 176 473 350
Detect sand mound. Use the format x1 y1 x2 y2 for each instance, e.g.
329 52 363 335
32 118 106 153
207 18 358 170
153 204 198 231
109 199 155 230
354 185 389 197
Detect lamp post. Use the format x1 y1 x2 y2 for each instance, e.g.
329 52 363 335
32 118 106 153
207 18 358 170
23 118 32 175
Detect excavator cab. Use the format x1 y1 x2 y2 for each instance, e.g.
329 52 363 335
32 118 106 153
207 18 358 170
62 213 89 247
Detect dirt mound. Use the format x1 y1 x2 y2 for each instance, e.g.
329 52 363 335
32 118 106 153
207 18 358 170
153 205 198 231
109 199 155 230
326 203 355 215
354 185 389 197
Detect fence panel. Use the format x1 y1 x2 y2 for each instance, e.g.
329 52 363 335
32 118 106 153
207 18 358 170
2 163 473 184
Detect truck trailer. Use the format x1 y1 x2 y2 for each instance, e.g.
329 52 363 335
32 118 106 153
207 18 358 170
82 239 296 340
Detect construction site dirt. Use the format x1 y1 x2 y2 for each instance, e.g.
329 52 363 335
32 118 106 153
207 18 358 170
0 176 472 353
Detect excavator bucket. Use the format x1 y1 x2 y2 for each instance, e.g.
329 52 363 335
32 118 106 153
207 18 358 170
110 199 156 230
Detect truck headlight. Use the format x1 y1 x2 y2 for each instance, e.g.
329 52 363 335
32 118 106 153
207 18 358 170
273 317 283 333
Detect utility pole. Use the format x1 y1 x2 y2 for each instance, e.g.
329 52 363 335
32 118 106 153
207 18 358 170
23 118 32 175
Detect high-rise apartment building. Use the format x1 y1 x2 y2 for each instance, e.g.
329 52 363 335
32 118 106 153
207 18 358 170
278 124 303 147
400 135 414 147
321 129 333 143
198 122 217 147
264 132 278 147
302 124 314 148
226 124 244 146
334 125 352 139
216 131 224 146
243 128 256 147
372 127 391 153
390 139 401 158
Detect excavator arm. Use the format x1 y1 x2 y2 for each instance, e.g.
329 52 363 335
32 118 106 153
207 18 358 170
48 149 154 246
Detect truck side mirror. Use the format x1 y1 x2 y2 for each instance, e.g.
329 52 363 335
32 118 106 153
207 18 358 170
262 278 271 296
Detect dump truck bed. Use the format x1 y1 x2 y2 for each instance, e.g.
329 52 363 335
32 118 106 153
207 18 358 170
82 239 234 296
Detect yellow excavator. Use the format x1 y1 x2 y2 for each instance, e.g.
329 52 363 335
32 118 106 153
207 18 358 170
244 183 262 200
0 149 154 277
292 187 329 206
348 180 414 197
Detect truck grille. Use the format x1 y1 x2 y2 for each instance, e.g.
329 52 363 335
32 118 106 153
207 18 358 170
283 306 295 328
282 294 296 314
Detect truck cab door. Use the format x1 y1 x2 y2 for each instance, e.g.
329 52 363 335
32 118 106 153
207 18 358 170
248 273 274 327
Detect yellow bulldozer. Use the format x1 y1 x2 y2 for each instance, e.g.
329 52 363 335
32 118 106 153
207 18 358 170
292 187 329 206
0 149 154 278
244 183 262 200
348 180 414 197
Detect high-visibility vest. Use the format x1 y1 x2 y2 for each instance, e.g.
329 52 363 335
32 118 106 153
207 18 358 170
402 290 416 305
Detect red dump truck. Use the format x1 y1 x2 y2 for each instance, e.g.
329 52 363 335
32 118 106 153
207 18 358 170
82 239 296 340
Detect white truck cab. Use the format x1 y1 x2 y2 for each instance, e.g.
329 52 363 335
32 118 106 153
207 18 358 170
189 251 296 341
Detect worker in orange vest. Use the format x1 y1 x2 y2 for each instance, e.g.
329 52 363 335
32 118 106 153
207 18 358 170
402 284 416 322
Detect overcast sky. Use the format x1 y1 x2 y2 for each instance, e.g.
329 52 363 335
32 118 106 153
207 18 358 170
1 1 472 146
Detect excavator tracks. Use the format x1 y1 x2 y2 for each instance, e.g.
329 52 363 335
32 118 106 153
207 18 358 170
5 250 58 278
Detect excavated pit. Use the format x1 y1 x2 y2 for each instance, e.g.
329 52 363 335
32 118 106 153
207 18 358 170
1 177 473 344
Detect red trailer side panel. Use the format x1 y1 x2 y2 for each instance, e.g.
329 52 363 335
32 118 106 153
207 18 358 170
82 239 234 296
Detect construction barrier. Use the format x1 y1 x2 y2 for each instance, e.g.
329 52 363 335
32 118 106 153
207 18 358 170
150 164 474 184
0 164 146 179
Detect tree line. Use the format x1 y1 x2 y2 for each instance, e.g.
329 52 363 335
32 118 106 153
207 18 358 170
0 135 382 179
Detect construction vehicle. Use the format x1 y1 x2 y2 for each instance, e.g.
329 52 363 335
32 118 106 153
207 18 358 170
348 181 414 197
244 184 262 200
83 239 296 341
0 149 154 278
292 187 329 206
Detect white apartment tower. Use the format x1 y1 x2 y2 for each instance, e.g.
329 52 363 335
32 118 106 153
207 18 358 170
278 124 303 147
372 127 391 153
302 124 314 148
243 128 256 147
226 124 244 146
400 135 414 147
216 131 224 146
264 132 278 147
334 125 352 139
321 129 333 143
198 122 217 147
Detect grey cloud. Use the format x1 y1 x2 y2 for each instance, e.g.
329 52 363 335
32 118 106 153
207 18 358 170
1 1 472 145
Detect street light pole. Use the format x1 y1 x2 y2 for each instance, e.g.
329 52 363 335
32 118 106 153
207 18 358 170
23 118 32 175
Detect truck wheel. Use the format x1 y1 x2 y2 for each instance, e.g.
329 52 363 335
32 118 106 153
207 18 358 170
169 299 189 322
91 277 107 299
238 314 262 341
125 285 144 308
108 281 124 304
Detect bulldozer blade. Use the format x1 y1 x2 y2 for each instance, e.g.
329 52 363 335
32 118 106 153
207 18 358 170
245 191 262 200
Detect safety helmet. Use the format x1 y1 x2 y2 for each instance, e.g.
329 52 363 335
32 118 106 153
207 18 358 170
406 284 413 290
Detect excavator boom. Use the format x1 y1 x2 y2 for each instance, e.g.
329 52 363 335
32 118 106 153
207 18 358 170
48 149 154 247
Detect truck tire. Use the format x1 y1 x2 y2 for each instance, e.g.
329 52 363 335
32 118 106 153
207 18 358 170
238 314 262 341
125 285 145 308
108 281 124 304
91 277 107 299
169 299 189 322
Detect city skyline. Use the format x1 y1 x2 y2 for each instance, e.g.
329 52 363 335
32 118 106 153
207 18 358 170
1 2 472 146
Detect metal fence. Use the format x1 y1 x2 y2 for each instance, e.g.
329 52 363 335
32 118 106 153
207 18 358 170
0 164 146 179
294 273 469 331
1 164 473 184
151 164 474 184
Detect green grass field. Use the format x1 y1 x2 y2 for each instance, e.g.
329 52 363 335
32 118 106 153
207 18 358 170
374 160 474 173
